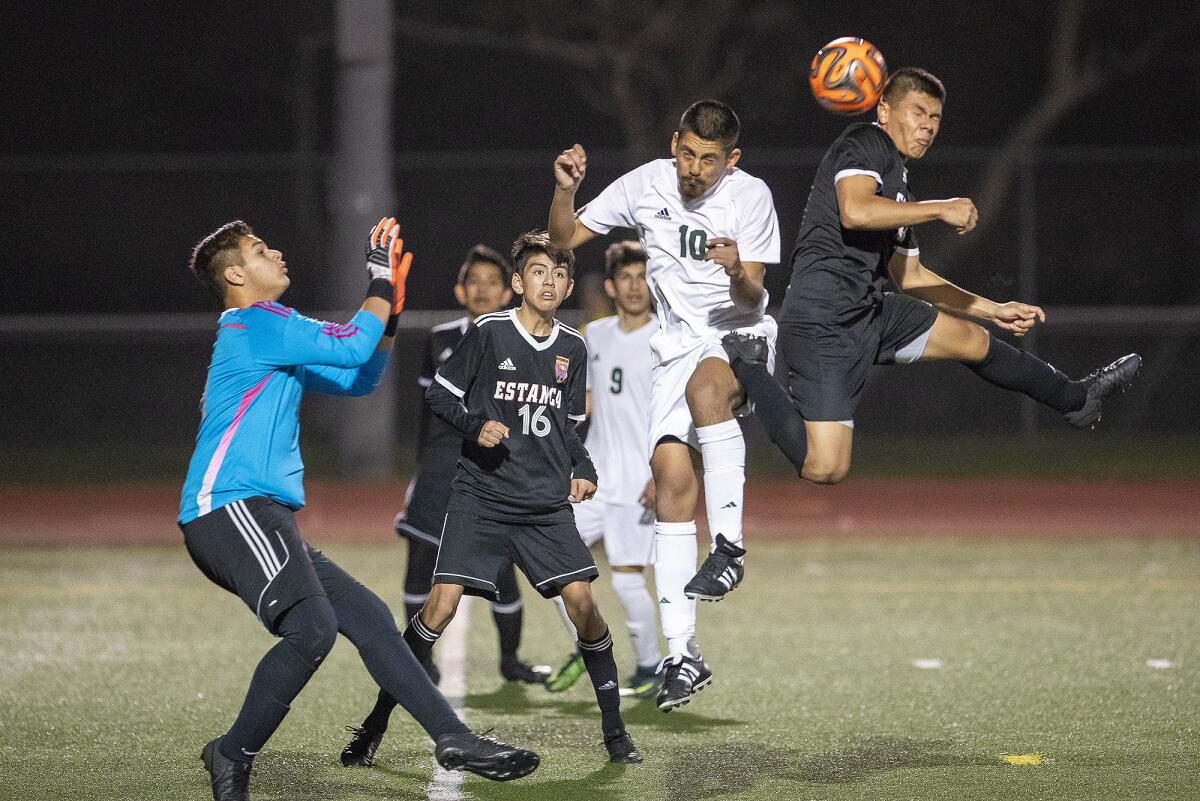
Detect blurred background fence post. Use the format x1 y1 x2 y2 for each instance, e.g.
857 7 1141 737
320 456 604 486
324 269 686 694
330 0 396 478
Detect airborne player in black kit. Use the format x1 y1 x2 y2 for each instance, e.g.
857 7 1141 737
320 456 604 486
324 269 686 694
346 231 643 765
726 67 1141 483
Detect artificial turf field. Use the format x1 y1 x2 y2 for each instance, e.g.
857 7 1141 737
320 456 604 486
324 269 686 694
1 536 1196 801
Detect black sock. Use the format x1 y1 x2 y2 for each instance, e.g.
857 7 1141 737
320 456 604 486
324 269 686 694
402 614 441 663
362 688 398 734
357 630 467 739
578 628 624 736
966 336 1086 414
730 359 808 474
222 596 337 762
493 565 523 660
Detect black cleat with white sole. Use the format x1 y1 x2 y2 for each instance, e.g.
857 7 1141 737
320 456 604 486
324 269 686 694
656 652 713 712
434 730 540 781
684 533 745 601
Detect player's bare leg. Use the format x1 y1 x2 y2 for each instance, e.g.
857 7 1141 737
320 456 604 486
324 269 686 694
921 312 1141 429
683 357 749 601
558 581 642 763
801 421 854 484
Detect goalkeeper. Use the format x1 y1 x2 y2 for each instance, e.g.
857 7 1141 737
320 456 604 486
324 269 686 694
178 218 538 801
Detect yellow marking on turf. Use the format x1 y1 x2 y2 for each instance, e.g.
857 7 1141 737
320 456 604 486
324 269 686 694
1000 753 1043 765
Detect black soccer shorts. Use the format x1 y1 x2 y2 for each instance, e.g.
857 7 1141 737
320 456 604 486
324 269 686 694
433 502 598 600
180 497 325 633
780 291 937 422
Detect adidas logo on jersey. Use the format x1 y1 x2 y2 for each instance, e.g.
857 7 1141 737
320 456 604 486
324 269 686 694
654 208 672 220
721 500 738 509
498 358 516 371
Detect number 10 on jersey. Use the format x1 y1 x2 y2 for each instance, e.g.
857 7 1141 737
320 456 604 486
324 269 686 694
518 404 551 437
679 225 708 260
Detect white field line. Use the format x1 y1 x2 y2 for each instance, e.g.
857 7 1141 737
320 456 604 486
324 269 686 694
425 595 472 801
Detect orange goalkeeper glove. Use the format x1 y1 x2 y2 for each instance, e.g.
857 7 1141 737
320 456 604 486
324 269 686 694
366 216 413 336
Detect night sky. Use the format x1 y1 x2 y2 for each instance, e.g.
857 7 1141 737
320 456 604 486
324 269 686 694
1 1 1196 313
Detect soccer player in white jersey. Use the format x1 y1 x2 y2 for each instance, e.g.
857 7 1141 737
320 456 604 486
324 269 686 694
545 241 662 699
548 100 781 710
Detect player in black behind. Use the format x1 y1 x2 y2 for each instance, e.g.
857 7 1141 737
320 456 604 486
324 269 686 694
726 68 1140 483
347 231 643 765
387 245 549 688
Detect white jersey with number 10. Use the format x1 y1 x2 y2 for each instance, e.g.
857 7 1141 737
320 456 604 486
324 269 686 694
578 158 780 364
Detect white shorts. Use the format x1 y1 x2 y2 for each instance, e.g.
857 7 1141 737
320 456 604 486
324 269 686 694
648 316 778 452
573 500 656 567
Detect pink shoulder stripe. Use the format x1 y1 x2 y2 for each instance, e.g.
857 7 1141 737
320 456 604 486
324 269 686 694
251 301 292 318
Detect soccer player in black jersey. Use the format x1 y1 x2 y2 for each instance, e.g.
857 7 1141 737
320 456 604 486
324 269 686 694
726 67 1140 483
386 244 550 690
347 231 643 765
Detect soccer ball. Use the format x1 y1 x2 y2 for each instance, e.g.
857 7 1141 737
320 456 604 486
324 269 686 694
808 37 888 115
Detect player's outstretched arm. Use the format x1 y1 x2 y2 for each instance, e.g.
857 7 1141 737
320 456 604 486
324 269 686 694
548 143 600 250
837 175 978 234
888 252 1044 336
249 217 412 370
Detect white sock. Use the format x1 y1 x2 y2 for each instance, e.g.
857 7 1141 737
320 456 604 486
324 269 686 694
552 594 578 643
611 571 661 669
654 520 698 657
696 419 746 553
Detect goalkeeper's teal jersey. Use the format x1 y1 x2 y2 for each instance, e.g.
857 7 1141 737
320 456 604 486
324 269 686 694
179 301 386 524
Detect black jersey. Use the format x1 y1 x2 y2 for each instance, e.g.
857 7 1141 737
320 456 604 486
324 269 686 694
414 316 471 473
428 309 590 522
783 123 919 322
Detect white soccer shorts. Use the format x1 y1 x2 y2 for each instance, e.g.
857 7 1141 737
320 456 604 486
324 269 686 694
573 499 656 567
648 315 777 452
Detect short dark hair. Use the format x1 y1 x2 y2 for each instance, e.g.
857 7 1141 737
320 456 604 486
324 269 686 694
189 220 253 300
603 240 647 280
678 99 740 152
882 67 946 105
457 244 511 285
510 230 575 279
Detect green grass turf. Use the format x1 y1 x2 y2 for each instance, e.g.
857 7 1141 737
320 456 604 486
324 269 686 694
1 538 1197 800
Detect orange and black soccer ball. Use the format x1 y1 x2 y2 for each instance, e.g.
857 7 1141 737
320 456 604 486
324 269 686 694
808 37 888 115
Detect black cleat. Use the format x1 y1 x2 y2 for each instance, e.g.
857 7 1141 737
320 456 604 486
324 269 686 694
500 656 552 684
434 730 540 781
721 331 769 366
684 533 745 601
201 737 252 801
340 726 383 767
603 729 644 763
1064 353 1142 429
656 653 713 712
722 332 770 417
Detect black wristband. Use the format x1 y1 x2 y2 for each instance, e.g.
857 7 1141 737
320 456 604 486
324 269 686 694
366 277 393 303
384 314 399 337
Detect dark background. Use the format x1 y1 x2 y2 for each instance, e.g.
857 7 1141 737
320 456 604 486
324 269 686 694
2 0 1197 314
1 1 1198 478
